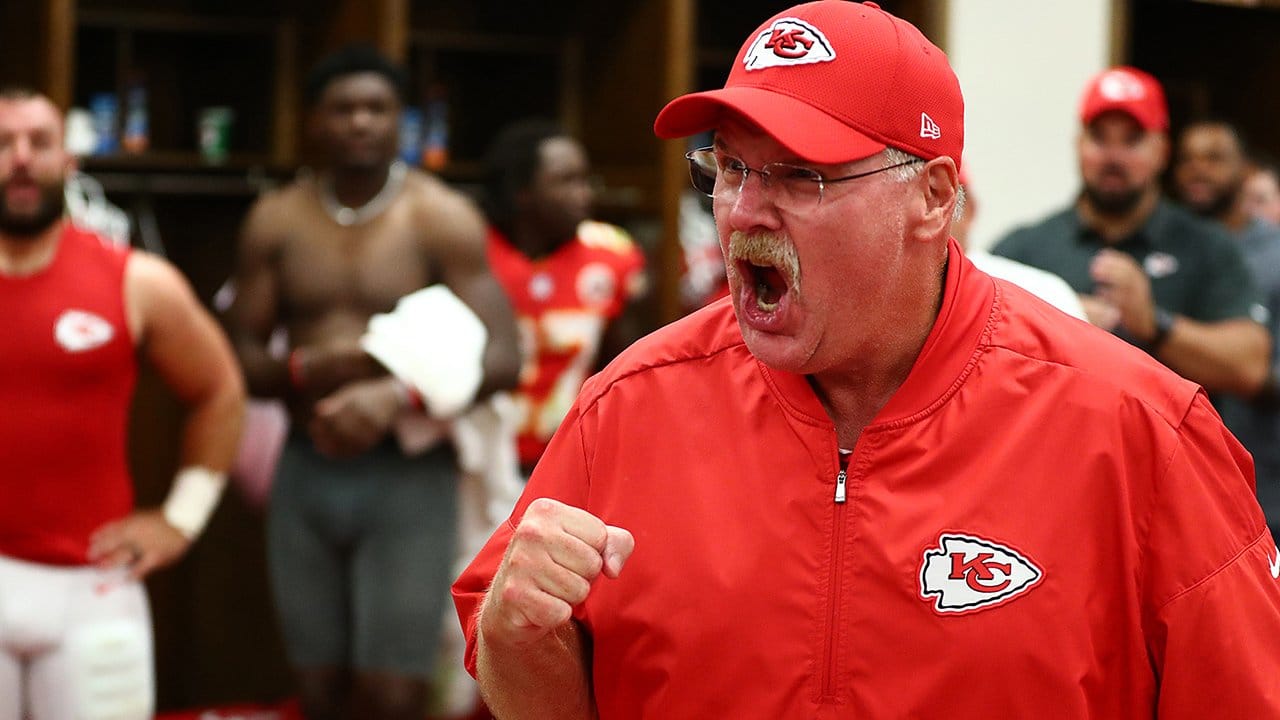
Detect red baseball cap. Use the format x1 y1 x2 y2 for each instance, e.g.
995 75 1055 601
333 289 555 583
1078 66 1168 132
654 1 963 167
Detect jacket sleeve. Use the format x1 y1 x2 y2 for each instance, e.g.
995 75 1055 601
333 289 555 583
451 399 593 678
1145 392 1280 717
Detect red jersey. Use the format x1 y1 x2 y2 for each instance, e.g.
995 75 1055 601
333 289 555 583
455 241 1280 717
0 223 137 565
486 221 645 467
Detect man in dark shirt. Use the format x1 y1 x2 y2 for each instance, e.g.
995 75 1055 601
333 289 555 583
993 66 1269 404
1174 119 1280 537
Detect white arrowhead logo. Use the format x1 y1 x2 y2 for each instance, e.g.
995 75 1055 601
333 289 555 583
54 309 115 353
1269 546 1279 580
920 533 1043 614
743 18 836 71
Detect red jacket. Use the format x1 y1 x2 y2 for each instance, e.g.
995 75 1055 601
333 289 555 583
454 242 1280 718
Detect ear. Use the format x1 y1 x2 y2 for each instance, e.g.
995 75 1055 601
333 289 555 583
911 157 959 242
1153 131 1170 171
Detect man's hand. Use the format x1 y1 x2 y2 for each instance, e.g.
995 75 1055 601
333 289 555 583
1090 249 1158 341
308 376 403 458
88 510 192 580
481 498 634 648
292 340 385 399
1079 294 1122 331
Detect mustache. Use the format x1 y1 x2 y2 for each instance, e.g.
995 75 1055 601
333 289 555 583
727 230 801 294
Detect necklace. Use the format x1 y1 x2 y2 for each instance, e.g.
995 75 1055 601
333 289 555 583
318 160 407 226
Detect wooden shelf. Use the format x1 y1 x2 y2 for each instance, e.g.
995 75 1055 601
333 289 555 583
408 29 563 55
89 169 282 198
76 9 276 35
80 152 288 197
81 151 281 174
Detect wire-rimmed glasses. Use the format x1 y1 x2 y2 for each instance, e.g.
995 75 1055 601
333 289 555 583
685 146 923 210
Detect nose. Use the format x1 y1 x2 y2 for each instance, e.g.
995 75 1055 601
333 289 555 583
721 170 782 233
7 136 34 166
349 107 377 132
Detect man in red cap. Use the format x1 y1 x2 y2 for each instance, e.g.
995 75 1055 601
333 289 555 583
455 7 1280 718
993 67 1270 403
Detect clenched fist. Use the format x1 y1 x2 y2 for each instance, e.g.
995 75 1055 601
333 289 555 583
481 498 635 646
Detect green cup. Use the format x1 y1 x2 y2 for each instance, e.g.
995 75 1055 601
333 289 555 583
198 107 234 164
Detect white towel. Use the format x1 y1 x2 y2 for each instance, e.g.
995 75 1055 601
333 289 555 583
361 285 487 420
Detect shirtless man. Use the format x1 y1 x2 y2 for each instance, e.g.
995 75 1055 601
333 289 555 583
0 88 245 720
226 45 519 720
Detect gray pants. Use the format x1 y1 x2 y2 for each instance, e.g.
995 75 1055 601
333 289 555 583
268 434 457 676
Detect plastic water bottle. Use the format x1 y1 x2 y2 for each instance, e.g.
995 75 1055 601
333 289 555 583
89 93 118 155
399 107 423 166
421 86 449 171
122 83 149 154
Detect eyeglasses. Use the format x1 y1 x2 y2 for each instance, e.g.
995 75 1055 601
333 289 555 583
685 147 924 211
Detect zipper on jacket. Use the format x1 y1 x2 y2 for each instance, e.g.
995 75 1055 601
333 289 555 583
821 461 849 702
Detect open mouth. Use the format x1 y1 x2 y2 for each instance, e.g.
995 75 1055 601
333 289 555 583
727 231 800 324
741 260 788 312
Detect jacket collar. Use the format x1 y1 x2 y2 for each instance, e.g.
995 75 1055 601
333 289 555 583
759 238 994 429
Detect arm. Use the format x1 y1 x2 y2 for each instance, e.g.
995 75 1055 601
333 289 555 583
1145 393 1280 717
1147 316 1270 397
454 400 630 717
90 252 247 578
429 189 521 399
473 499 632 720
1091 249 1270 396
225 196 291 398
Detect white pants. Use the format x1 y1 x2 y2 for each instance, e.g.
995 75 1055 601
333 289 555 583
0 555 153 720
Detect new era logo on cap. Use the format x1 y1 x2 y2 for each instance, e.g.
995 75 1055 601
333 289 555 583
920 113 941 139
744 18 836 71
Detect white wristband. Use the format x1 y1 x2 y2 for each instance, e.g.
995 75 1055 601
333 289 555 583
162 466 227 540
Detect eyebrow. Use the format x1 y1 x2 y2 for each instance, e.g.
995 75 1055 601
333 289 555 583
710 137 811 167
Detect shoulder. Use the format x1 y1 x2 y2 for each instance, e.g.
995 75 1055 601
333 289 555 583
1156 201 1237 254
972 253 1085 320
61 222 131 265
402 170 487 243
241 180 309 245
125 251 194 299
972 252 1059 288
576 298 742 409
991 207 1075 256
984 283 1200 427
577 221 640 257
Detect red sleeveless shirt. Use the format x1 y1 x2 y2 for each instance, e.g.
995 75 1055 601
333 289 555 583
0 223 137 565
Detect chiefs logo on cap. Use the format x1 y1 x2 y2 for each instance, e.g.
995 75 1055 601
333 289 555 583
743 18 836 71
1096 69 1149 102
919 533 1043 614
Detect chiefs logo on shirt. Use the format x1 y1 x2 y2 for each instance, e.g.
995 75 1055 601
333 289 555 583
919 533 1043 614
53 309 115 353
575 262 618 309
